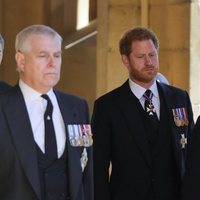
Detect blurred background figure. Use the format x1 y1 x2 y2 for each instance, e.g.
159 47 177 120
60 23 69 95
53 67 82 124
0 33 4 64
0 33 11 91
156 72 169 85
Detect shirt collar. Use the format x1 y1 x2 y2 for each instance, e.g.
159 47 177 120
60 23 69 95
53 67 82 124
149 81 159 99
129 79 159 100
19 79 54 104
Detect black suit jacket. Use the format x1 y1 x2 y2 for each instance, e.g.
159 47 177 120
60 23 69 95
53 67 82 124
0 85 93 200
182 116 200 200
92 80 194 200
0 81 11 93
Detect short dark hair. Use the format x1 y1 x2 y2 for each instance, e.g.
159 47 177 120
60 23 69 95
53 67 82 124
0 34 4 49
119 27 159 56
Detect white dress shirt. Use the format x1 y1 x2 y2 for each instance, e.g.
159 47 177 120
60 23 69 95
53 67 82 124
129 79 160 119
19 79 66 158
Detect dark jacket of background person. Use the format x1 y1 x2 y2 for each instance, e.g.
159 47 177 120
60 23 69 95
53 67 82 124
182 116 200 200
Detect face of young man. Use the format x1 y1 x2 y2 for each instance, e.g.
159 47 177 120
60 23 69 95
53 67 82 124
122 39 159 88
15 34 62 93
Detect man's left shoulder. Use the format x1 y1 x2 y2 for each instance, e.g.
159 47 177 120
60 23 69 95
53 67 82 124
158 82 188 96
0 81 11 93
54 90 87 105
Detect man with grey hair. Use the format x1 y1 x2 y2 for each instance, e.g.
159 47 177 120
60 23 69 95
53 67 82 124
0 33 11 91
0 25 93 200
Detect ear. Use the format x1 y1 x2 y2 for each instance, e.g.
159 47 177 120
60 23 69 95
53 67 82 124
15 51 25 72
121 55 130 68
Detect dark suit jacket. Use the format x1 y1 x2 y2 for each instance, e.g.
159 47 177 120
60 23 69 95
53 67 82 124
0 85 93 200
182 116 200 200
92 80 193 200
0 81 11 93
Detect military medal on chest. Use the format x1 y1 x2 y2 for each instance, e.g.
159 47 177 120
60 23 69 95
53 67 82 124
172 107 189 149
180 134 187 149
67 124 93 147
172 107 189 127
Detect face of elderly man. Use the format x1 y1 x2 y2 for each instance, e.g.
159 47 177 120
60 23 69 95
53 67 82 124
15 33 62 94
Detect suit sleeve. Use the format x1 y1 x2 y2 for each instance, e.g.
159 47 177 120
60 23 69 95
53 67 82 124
186 91 194 136
82 99 94 200
182 116 200 200
91 100 111 200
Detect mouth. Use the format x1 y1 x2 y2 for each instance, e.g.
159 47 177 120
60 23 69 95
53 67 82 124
44 72 58 78
45 71 57 75
144 66 155 71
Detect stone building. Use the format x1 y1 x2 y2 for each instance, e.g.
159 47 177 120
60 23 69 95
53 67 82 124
0 0 200 119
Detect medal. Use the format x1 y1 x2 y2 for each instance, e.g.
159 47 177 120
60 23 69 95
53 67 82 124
172 107 189 127
67 124 93 147
80 148 88 172
146 103 155 116
180 134 187 149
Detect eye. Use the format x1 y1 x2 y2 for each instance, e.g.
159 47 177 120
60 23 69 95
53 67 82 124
37 53 48 59
54 54 61 58
136 54 144 58
39 54 46 57
149 52 156 57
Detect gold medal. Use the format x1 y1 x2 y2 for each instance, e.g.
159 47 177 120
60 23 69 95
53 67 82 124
184 120 189 126
175 118 182 127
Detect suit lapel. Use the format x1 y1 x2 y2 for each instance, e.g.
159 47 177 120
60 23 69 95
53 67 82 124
3 86 41 199
156 83 182 170
152 84 171 155
55 91 83 200
116 81 152 168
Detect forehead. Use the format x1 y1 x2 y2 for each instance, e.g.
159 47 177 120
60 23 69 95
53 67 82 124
131 39 157 52
28 33 60 43
26 34 62 51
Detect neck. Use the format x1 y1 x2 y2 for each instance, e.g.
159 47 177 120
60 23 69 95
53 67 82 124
130 78 155 89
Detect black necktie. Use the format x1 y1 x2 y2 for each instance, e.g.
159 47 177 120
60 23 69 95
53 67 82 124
41 94 57 161
143 89 159 143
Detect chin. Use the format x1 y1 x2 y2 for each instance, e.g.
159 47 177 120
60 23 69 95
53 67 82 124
45 80 58 88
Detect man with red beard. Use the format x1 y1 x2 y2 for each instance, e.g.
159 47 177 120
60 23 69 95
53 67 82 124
92 27 194 200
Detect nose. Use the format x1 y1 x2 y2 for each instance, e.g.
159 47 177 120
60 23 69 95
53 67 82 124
145 56 152 65
48 56 55 67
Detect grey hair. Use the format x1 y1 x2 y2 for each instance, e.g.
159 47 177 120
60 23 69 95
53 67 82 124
15 24 63 52
0 34 4 50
